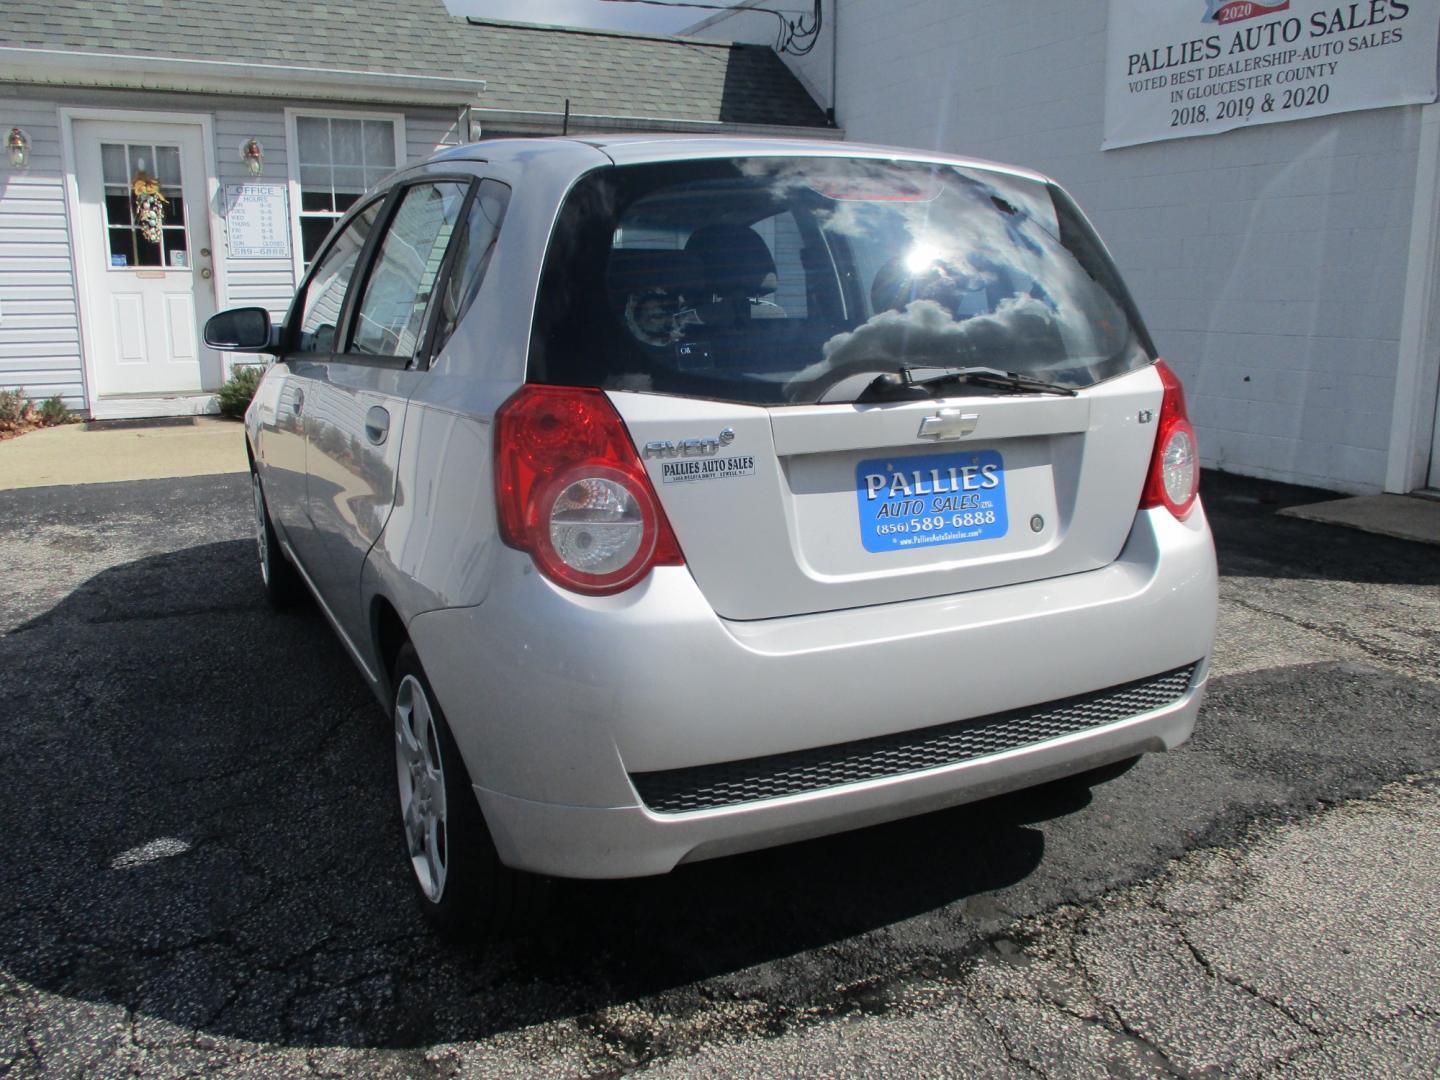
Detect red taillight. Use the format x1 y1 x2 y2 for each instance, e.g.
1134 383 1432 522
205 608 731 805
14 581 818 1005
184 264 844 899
1140 360 1199 520
495 385 684 595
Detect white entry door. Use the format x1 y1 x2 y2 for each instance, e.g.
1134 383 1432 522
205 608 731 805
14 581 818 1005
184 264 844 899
73 119 218 396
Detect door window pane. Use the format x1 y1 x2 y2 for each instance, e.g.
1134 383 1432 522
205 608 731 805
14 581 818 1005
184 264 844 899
295 115 400 267
351 182 467 359
297 201 381 354
101 144 127 184
100 142 186 270
155 146 181 186
104 192 132 226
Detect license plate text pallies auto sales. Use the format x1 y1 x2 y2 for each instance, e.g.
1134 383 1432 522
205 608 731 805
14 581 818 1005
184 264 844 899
855 449 1009 552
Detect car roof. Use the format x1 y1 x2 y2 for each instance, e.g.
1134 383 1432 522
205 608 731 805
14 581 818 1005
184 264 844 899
420 135 1054 188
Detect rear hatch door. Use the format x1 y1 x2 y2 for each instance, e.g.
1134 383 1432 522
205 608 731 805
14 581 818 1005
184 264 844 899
612 364 1161 620
529 151 1166 619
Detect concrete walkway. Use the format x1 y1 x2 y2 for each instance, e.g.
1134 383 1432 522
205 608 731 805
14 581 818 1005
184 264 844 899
0 418 248 491
1279 492 1440 546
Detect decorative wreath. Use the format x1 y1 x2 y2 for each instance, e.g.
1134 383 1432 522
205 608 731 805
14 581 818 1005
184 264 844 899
131 169 169 245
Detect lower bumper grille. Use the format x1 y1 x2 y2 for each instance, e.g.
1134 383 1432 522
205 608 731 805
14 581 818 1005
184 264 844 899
631 664 1199 814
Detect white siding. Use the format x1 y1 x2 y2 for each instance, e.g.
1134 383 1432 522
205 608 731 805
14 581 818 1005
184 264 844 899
0 96 86 410
406 108 462 162
0 91 466 409
800 0 1422 494
214 108 294 326
211 105 457 329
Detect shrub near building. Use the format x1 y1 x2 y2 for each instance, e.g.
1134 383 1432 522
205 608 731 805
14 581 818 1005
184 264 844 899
0 389 71 439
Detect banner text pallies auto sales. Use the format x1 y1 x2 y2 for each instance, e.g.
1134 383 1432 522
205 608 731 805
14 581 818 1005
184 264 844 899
1126 0 1412 76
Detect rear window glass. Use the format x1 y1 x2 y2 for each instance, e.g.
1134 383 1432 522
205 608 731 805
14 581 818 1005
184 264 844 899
530 157 1156 405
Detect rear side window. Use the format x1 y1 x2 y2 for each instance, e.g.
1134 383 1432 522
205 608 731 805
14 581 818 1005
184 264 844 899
530 157 1155 404
428 179 511 357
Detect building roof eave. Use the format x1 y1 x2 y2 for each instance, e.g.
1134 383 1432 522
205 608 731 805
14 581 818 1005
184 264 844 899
0 47 486 107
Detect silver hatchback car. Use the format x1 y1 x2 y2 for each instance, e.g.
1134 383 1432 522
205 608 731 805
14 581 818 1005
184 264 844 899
207 136 1217 935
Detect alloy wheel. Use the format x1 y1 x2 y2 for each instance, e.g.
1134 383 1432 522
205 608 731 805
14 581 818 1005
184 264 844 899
394 674 449 902
251 473 270 586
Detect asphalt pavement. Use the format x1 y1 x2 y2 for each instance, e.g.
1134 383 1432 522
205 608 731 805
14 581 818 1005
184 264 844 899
0 470 1435 1078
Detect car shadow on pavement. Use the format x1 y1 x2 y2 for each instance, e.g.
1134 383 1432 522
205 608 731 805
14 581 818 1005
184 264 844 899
0 539 1084 1049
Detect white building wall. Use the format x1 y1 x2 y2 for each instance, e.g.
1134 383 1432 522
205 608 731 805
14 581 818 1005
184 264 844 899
212 105 459 328
406 111 462 166
0 95 86 409
789 0 1425 494
214 107 294 325
0 88 463 412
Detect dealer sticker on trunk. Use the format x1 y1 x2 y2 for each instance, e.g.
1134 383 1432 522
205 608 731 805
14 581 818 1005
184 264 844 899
856 450 1008 553
660 455 756 484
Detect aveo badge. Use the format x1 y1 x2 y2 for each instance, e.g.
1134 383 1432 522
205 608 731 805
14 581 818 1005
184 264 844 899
856 450 1009 553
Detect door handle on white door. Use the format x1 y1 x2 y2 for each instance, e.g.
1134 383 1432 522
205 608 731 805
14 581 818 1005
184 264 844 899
365 406 390 445
200 268 212 279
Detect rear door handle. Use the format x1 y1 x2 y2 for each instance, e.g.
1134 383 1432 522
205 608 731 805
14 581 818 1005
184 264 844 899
365 405 390 445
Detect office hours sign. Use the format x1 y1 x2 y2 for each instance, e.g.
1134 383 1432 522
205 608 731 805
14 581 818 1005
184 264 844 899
1103 1 1439 149
223 183 290 259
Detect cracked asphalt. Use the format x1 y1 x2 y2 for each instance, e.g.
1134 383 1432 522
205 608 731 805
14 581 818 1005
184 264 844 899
0 469 1436 1078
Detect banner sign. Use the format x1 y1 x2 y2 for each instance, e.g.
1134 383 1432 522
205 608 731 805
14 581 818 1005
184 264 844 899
1104 1 1440 149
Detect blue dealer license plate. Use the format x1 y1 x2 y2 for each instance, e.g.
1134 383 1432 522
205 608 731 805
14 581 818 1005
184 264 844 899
856 449 1009 553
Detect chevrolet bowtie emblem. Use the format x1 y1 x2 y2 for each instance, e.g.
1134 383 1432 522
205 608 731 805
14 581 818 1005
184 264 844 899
917 410 979 440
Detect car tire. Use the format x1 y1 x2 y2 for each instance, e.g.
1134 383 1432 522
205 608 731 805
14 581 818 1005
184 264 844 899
391 642 544 939
251 470 303 609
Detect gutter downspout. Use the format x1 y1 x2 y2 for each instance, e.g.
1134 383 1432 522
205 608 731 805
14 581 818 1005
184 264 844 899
829 0 838 127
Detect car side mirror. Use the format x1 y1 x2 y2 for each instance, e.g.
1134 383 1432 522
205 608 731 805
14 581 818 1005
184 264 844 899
205 307 277 353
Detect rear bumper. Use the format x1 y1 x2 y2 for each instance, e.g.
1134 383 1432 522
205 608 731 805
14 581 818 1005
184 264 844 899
409 504 1217 878
474 677 1203 877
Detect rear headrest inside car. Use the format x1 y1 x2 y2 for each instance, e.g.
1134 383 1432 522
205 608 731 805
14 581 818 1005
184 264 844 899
606 250 706 304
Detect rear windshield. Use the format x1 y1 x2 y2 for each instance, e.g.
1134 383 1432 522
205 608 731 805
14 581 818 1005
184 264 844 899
530 156 1156 405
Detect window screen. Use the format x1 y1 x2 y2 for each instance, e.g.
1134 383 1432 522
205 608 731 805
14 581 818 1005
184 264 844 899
295 115 398 267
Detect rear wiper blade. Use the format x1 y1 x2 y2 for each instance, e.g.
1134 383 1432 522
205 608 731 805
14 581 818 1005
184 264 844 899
919 366 1078 396
860 365 1077 401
